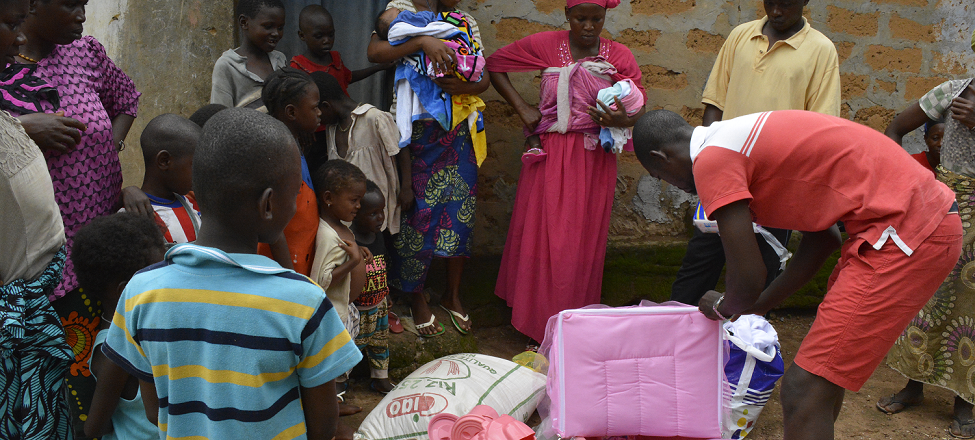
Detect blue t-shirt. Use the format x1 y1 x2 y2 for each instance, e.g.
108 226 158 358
103 244 362 440
89 330 157 440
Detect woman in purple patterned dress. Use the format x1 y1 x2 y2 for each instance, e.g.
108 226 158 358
9 0 145 436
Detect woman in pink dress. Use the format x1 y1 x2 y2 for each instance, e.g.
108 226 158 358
487 0 646 343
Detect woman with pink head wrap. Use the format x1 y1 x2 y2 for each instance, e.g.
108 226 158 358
487 0 646 343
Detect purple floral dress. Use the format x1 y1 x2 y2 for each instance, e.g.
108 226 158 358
14 36 140 300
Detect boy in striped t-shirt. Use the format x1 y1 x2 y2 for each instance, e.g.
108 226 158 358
104 109 362 440
130 114 201 243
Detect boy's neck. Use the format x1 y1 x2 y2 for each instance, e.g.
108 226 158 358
141 178 176 202
304 50 333 67
194 221 262 255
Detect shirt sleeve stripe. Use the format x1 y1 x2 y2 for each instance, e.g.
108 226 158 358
125 289 315 320
112 313 146 358
297 330 353 371
101 343 154 382
151 364 296 388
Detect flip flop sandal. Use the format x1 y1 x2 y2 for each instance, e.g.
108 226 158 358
876 394 921 415
370 379 397 395
388 311 404 334
521 148 547 166
440 305 471 335
951 418 975 439
414 313 445 338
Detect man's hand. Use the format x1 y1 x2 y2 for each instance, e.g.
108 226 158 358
698 290 725 321
18 111 85 153
398 185 415 212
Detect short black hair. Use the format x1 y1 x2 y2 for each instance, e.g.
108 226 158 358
236 0 284 19
924 117 946 137
189 104 227 128
312 160 367 199
194 108 299 217
72 212 167 296
298 4 332 32
632 110 692 164
310 71 346 103
140 113 201 164
263 67 317 117
365 179 381 195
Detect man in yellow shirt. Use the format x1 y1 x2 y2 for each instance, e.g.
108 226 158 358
670 0 841 307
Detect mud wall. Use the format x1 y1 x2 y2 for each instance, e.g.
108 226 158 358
86 0 974 254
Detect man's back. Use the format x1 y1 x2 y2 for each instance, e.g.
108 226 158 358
692 110 955 253
104 244 361 440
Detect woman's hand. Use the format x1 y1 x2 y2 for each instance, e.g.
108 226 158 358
398 185 415 212
951 90 975 130
121 186 153 217
525 134 542 151
588 96 632 128
433 77 476 96
419 37 457 76
18 111 86 153
516 105 543 133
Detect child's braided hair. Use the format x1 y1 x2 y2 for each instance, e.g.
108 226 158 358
262 67 316 117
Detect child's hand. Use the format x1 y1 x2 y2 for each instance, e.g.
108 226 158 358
360 246 374 264
337 239 363 264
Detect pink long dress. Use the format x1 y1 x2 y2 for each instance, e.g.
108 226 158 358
487 31 645 341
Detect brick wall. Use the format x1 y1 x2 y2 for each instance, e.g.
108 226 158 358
90 1 974 254
466 0 975 252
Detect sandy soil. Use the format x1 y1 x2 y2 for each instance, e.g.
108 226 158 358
340 311 961 439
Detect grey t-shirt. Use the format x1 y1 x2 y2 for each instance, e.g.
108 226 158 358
209 49 288 107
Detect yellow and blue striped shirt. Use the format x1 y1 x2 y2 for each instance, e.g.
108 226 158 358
104 244 362 440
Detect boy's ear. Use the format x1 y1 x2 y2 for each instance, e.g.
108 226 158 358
298 30 306 42
649 149 669 163
155 150 173 170
238 14 249 30
259 187 275 221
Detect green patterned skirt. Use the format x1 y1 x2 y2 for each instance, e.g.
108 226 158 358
888 166 975 403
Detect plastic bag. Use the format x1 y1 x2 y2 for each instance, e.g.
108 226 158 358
722 316 785 439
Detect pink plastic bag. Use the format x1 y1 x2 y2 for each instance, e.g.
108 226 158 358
539 302 725 439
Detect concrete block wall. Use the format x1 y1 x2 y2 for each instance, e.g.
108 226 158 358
86 0 974 254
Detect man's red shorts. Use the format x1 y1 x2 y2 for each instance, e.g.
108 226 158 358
794 213 963 391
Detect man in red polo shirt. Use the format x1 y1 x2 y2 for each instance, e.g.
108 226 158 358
633 109 963 440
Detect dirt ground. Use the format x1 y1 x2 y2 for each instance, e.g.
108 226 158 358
340 311 961 439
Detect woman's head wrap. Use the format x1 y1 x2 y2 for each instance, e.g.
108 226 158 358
567 0 621 9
